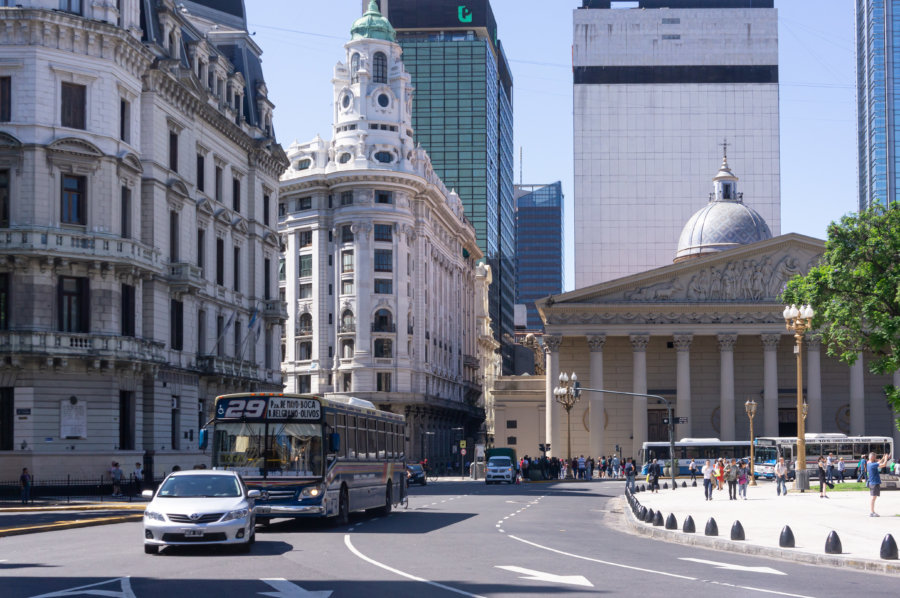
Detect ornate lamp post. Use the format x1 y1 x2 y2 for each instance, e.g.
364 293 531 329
745 398 758 486
553 372 581 479
783 303 815 491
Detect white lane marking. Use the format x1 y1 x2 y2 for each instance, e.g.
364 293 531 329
344 535 486 598
705 580 815 598
28 577 135 598
680 558 786 576
259 578 333 597
495 566 593 588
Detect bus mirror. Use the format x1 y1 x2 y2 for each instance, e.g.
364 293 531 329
198 429 208 450
330 433 341 453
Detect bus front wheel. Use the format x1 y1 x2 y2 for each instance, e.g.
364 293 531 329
379 483 393 516
334 487 350 526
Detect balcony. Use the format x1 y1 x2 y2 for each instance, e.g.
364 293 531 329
339 322 356 334
196 355 261 379
371 323 396 333
167 262 205 295
296 326 313 337
464 354 480 368
262 299 289 322
0 331 166 366
0 228 163 275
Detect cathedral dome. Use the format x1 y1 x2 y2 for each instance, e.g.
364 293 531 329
351 1 396 42
674 156 772 262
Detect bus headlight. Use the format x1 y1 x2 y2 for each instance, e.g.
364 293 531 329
300 485 322 498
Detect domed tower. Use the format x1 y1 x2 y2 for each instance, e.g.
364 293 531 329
674 152 773 263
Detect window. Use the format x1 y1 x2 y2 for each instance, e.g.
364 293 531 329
196 154 205 191
506 420 518 429
120 187 131 238
61 175 86 225
264 258 271 300
278 257 285 281
350 53 360 84
377 372 391 392
0 273 9 330
374 224 392 242
58 276 89 332
119 391 135 451
374 279 392 294
374 338 393 358
299 230 313 247
61 82 86 129
299 283 312 299
373 308 393 332
374 151 392 164
374 249 392 272
0 170 7 226
233 246 241 292
328 283 333 296
341 340 355 359
298 375 311 394
59 0 83 15
169 210 179 260
216 238 224 285
341 280 354 295
215 165 223 201
342 373 352 392
373 52 387 83
121 284 135 336
299 314 312 333
299 254 313 277
198 309 206 354
507 436 517 446
0 77 10 122
376 190 393 204
168 131 178 172
119 99 130 142
342 225 354 243
197 229 205 270
298 196 312 210
341 191 353 206
170 299 183 350
232 177 240 212
341 250 354 273
263 194 270 226
265 327 273 369
171 397 181 451
298 341 312 361
278 202 286 217
234 319 241 357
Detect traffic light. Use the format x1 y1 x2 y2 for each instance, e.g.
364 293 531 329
615 444 620 454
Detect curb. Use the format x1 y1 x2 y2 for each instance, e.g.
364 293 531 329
0 504 146 512
614 495 900 576
0 513 143 537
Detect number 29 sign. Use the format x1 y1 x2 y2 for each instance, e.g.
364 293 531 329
216 397 321 421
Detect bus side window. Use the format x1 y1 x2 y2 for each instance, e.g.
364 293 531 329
377 420 386 458
357 418 368 460
346 415 357 458
368 420 377 459
337 414 347 458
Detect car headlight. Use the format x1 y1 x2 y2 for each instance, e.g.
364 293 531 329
221 508 250 522
144 510 165 521
300 486 322 498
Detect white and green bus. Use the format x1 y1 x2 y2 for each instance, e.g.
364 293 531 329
757 433 894 479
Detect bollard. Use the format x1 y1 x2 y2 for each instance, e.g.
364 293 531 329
779 525 795 548
683 515 696 534
641 484 647 492
645 508 655 523
682 481 687 488
653 511 664 526
691 480 697 487
825 530 842 555
663 482 668 489
731 520 745 541
665 513 678 530
880 534 899 560
640 506 648 521
705 517 718 537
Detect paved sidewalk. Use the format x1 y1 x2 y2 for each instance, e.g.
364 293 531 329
621 478 900 574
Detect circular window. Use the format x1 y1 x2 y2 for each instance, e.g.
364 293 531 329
341 93 351 109
377 93 390 108
338 153 352 164
374 151 393 164
296 158 311 170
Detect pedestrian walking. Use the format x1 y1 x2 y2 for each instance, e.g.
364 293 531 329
132 462 144 495
817 456 831 498
867 451 892 517
857 455 867 482
109 461 123 497
837 457 845 483
688 458 697 482
738 460 749 499
774 457 788 496
624 458 636 492
714 458 725 491
612 455 621 479
20 467 32 505
577 455 586 480
648 459 661 493
701 459 714 500
825 452 835 484
725 458 739 500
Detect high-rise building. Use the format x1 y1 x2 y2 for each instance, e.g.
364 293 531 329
279 2 496 463
514 183 564 331
856 0 898 211
0 0 287 480
372 0 516 373
574 0 781 286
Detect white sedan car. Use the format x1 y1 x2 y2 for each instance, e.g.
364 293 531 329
142 470 259 554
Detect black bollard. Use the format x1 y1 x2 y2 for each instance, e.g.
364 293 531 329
705 517 718 537
691 480 697 487
731 520 745 541
683 515 696 534
653 511 664 526
825 530 842 555
665 513 678 530
663 482 668 489
682 481 687 488
640 506 647 521
645 508 655 523
641 484 647 492
779 525 795 548
881 534 899 560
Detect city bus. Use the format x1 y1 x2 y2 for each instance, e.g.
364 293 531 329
208 392 406 524
639 438 778 476
756 434 894 479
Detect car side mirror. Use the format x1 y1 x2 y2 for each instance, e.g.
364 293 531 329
329 433 341 453
247 489 261 499
141 490 154 499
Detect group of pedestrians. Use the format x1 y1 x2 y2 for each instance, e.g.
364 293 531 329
699 457 750 501
520 454 636 481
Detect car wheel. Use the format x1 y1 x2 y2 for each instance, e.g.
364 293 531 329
144 544 159 555
248 529 256 545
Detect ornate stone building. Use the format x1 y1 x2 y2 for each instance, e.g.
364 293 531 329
0 0 287 479
278 3 491 463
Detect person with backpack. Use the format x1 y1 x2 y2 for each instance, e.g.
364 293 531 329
737 460 749 499
624 458 636 492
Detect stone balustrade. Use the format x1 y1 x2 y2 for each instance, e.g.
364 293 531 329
0 331 166 363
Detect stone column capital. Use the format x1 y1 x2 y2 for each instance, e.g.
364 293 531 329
761 333 781 351
586 334 607 352
629 334 650 353
717 333 738 352
543 335 563 353
673 334 693 352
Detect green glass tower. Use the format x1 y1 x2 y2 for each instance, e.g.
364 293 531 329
375 0 516 372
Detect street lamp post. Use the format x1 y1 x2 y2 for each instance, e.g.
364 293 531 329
553 372 581 479
745 398 758 486
783 303 815 492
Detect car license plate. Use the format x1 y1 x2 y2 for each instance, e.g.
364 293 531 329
256 506 271 514
183 529 204 537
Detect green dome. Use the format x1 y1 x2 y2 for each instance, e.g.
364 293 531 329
351 1 396 42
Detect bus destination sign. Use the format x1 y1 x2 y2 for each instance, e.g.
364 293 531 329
216 396 321 421
268 397 320 420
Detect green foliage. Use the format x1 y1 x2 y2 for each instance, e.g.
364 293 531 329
782 202 900 421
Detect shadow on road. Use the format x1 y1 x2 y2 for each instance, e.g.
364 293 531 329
152 540 294 557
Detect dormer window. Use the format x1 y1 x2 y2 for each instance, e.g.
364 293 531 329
351 53 360 84
373 52 387 84
296 159 312 171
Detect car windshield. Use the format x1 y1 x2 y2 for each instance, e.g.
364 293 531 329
488 458 511 467
157 475 242 498
408 465 423 473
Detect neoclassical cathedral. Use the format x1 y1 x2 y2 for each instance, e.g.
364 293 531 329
279 3 498 462
492 154 900 460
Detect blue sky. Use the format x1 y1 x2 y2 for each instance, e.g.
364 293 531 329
245 1 857 292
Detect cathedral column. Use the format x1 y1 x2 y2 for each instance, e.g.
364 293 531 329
806 335 823 433
587 335 606 458
544 335 562 458
761 334 780 437
630 334 649 460
850 352 865 436
674 334 693 439
718 334 737 440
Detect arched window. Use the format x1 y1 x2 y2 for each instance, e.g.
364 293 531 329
351 53 360 84
374 338 393 358
341 310 355 332
341 339 355 358
298 341 312 361
373 308 393 332
299 313 312 334
373 52 387 84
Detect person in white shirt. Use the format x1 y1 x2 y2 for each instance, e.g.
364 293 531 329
701 460 714 501
774 457 788 496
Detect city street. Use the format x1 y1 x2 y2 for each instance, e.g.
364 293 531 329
0 480 894 598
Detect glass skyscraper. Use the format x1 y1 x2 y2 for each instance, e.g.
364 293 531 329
375 0 516 373
857 0 897 211
515 183 564 331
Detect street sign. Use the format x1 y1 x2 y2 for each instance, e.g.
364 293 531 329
460 440 466 449
461 448 467 456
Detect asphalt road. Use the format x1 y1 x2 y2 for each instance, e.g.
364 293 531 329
0 508 140 530
0 480 894 598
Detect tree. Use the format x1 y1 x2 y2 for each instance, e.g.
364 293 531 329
782 202 900 424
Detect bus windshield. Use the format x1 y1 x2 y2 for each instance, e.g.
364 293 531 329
213 421 323 478
755 446 777 463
